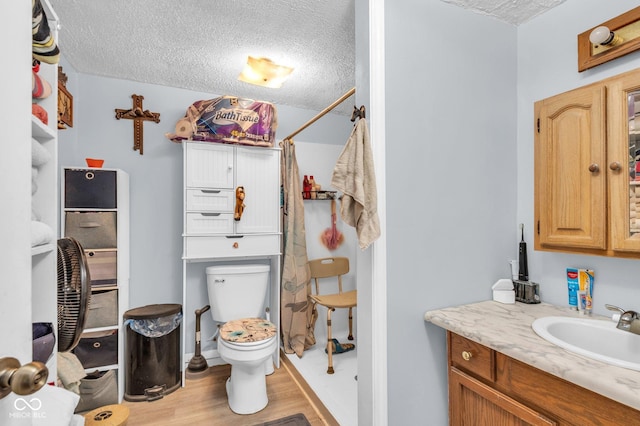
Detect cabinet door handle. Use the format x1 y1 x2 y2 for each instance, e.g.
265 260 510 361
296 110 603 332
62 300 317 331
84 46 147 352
588 163 599 173
609 162 622 171
200 190 221 194
461 350 473 361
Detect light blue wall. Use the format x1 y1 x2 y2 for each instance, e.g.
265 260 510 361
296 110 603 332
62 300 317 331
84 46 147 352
56 67 355 347
518 2 640 317
385 0 640 424
385 1 517 424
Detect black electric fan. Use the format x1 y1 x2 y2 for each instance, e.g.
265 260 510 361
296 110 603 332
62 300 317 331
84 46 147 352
57 237 91 352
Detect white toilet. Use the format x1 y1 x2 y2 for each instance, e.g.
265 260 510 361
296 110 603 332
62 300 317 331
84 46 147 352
205 263 277 415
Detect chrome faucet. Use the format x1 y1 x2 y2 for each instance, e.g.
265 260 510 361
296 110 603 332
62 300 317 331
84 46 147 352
605 304 640 334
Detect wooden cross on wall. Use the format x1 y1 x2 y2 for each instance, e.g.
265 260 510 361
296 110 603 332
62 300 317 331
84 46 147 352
115 94 160 155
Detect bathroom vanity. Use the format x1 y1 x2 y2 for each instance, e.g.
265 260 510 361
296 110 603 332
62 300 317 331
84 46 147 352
425 301 640 425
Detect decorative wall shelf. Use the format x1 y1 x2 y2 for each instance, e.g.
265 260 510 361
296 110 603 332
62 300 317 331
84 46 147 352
302 190 337 200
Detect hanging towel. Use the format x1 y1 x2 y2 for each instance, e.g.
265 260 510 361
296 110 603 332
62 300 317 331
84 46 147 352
280 140 315 357
331 118 380 250
57 351 86 395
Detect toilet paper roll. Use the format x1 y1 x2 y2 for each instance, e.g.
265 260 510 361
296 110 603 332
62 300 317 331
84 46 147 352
175 118 193 138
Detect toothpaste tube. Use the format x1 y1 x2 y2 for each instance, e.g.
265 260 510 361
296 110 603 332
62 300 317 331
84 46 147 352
579 269 594 314
577 290 587 313
566 268 579 310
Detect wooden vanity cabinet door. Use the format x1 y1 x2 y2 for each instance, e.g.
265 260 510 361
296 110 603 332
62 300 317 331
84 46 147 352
534 83 607 252
495 352 640 426
449 366 556 426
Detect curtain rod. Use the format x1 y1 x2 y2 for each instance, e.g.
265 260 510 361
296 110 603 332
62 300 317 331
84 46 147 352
284 87 356 143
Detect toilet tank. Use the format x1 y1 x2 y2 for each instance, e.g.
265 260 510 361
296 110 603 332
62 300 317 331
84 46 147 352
205 264 270 323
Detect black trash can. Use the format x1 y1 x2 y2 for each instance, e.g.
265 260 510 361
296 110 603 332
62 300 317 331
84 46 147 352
123 303 182 402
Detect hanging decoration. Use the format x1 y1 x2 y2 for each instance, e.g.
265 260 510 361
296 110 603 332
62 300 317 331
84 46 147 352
57 66 73 129
115 94 160 155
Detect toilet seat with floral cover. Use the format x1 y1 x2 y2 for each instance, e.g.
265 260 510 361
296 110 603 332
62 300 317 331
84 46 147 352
220 318 276 343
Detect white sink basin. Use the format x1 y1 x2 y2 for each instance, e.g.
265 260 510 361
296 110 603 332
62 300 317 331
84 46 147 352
532 316 640 371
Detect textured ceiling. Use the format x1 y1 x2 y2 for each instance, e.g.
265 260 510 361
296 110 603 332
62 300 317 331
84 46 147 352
442 0 567 26
50 0 565 116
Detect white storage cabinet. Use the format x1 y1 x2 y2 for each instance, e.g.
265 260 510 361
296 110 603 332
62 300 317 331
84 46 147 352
61 167 130 403
30 0 59 383
183 142 280 259
181 141 282 381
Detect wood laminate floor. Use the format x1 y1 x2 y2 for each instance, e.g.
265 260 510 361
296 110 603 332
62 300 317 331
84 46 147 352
119 352 339 425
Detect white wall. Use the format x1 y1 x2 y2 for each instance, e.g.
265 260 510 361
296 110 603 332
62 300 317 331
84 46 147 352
518 1 640 316
385 1 517 424
1 0 33 364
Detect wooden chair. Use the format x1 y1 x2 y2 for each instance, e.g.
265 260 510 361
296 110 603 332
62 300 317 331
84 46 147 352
308 257 356 374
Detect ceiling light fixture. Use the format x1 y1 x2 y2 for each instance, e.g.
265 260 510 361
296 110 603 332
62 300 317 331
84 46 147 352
238 56 294 89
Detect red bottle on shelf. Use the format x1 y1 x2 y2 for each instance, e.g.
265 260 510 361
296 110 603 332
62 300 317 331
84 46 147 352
303 175 310 199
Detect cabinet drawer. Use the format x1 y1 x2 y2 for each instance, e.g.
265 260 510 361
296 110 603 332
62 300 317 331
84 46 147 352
65 169 117 209
86 249 117 286
85 289 118 329
186 189 234 212
185 212 234 234
184 234 280 259
65 212 117 249
74 330 118 369
449 333 495 382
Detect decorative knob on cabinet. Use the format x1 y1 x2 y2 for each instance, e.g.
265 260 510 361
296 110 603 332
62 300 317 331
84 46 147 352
0 357 48 399
461 351 473 361
588 164 599 173
233 242 239 249
609 162 622 171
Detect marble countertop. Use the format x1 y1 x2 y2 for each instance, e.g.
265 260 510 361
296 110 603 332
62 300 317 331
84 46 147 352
424 300 640 412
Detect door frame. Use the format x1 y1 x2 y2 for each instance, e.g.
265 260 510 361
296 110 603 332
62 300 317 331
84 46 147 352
360 0 387 424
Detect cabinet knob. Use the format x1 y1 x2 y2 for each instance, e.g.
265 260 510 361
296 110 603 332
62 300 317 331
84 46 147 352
609 162 622 171
588 163 599 173
461 351 473 361
232 242 239 249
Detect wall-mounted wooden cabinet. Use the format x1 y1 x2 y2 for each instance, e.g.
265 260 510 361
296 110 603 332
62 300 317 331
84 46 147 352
534 67 640 257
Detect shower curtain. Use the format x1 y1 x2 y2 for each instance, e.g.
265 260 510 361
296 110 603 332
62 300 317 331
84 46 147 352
280 139 316 357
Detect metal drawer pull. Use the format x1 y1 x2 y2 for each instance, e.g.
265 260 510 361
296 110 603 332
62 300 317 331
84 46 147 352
461 351 473 361
200 190 221 194
200 213 221 217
